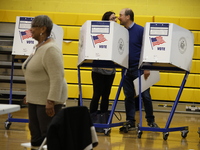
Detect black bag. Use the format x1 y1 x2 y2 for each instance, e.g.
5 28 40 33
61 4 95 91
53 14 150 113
90 111 110 133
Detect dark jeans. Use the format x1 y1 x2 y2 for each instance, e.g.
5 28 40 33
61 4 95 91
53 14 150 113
28 103 62 146
90 71 115 113
122 68 155 123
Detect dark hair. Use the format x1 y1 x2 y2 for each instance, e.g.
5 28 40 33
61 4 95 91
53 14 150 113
125 9 134 21
102 11 115 21
31 15 53 36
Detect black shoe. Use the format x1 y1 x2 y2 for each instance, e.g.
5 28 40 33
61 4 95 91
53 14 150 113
148 122 159 128
120 121 136 132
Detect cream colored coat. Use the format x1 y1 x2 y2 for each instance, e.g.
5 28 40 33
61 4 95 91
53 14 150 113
22 41 67 105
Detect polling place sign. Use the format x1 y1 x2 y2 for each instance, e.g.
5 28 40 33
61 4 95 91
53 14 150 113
12 16 63 56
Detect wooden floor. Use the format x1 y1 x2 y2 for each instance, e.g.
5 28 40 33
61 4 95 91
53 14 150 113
0 103 200 150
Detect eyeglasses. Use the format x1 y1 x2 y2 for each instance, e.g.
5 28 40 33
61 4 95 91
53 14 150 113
109 17 117 21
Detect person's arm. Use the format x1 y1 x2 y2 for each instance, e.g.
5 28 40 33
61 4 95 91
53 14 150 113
43 45 64 116
43 45 64 102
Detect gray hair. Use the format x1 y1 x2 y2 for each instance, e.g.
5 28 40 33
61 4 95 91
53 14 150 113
31 15 53 36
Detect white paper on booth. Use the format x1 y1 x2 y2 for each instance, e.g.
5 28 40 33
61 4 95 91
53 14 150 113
133 71 160 96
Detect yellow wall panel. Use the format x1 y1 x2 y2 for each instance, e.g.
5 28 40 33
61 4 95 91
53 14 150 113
79 70 93 84
181 89 196 102
63 55 78 69
65 70 122 86
153 16 180 25
65 69 106 84
67 84 79 98
198 32 200 44
154 72 170 86
29 11 56 20
192 31 199 45
185 74 200 88
81 85 125 100
109 86 125 100
134 15 154 27
0 10 6 22
150 86 200 103
81 85 93 99
79 85 124 99
155 72 200 88
150 87 172 101
155 73 182 87
0 10 30 22
64 70 78 84
62 41 78 55
193 46 200 60
0 10 86 26
76 14 101 25
179 17 200 30
44 12 101 26
29 11 84 26
113 72 122 86
62 26 80 40
52 13 80 26
66 79 125 100
66 70 200 100
190 60 200 74
68 84 200 102
193 89 200 103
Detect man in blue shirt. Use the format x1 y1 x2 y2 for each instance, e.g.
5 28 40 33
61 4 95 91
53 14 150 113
118 8 158 131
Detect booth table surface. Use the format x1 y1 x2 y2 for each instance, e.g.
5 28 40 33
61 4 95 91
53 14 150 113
0 104 20 115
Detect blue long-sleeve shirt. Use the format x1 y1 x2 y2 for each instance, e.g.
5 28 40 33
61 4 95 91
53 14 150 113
128 23 144 69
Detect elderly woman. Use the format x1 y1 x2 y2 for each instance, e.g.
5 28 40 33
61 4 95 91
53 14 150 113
22 15 67 146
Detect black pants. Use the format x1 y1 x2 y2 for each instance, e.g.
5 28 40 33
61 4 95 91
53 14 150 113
28 103 62 146
90 71 115 113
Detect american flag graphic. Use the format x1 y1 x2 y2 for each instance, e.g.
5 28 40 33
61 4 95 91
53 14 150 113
92 34 107 44
150 36 165 46
20 30 32 40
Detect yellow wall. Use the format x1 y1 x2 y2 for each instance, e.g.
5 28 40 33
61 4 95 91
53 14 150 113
1 10 200 102
1 0 200 103
0 0 200 17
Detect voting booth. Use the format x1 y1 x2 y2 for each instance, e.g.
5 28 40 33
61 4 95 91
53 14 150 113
139 22 194 71
78 20 129 68
137 22 194 140
77 20 129 135
12 16 63 56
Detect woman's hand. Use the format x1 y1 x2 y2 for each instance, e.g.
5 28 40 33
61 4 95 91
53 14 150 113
23 96 28 104
144 70 150 80
46 100 55 117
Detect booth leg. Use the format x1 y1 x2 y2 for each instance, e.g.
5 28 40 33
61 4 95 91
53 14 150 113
165 71 189 129
77 66 83 106
137 71 189 140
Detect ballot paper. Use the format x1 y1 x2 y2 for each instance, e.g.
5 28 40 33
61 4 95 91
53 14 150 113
133 70 160 96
